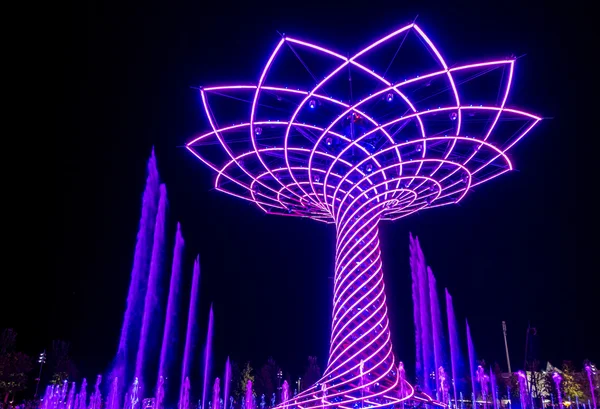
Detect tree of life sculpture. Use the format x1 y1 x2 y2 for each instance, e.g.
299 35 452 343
187 23 541 409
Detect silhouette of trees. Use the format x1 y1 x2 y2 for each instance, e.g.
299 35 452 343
301 357 321 392
0 329 33 403
255 358 279 399
0 330 17 355
49 340 78 384
230 360 241 401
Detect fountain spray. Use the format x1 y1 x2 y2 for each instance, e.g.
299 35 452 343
553 372 563 408
202 305 215 409
585 365 596 409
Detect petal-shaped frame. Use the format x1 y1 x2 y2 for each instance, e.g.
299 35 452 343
187 23 541 225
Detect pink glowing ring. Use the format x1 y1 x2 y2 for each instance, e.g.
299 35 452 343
187 23 541 409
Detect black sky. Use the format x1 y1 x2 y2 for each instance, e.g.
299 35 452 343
2 0 594 383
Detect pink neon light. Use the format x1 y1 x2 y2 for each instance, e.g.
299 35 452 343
187 23 541 409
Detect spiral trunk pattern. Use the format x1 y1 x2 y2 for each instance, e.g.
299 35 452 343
280 197 424 409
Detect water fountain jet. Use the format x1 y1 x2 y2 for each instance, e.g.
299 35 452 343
157 224 185 402
111 149 160 392
202 305 215 409
584 365 596 409
107 378 120 409
181 257 201 403
466 321 477 403
445 289 461 408
281 381 290 403
223 358 232 409
212 378 221 409
135 184 169 388
518 371 528 409
553 372 563 408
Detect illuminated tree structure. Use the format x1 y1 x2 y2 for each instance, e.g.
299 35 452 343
187 23 541 409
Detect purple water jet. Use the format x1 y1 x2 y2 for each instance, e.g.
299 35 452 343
212 378 221 409
584 365 596 409
245 381 254 409
88 376 102 409
58 380 68 408
180 377 190 409
518 371 528 409
552 372 563 408
67 382 76 409
409 234 434 393
181 256 201 401
135 183 169 388
438 367 449 404
445 289 461 407
490 368 498 409
223 357 232 409
398 362 407 399
202 304 215 409
158 224 185 380
428 267 445 394
112 148 160 389
281 381 290 403
44 385 53 409
125 378 140 409
155 377 165 409
107 378 120 409
466 320 477 402
476 366 487 409
409 234 424 387
44 384 54 409
77 379 87 409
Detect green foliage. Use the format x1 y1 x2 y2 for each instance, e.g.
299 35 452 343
50 372 70 385
237 362 254 400
561 362 584 399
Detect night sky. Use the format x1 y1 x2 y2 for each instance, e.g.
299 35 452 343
2 0 594 384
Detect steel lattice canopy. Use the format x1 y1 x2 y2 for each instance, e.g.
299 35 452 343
187 23 540 224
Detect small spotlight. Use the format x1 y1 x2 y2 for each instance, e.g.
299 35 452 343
449 112 458 121
254 126 262 136
314 175 320 182
325 137 333 146
462 174 469 183
365 163 373 173
309 99 317 109
415 144 422 152
385 93 394 102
